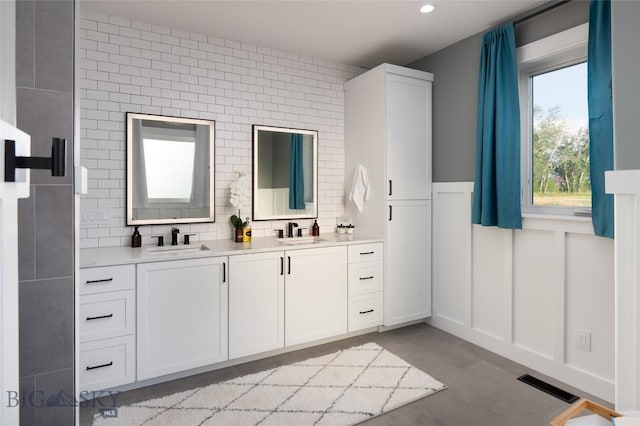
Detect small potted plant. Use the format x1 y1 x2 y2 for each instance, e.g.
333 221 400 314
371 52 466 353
229 174 249 242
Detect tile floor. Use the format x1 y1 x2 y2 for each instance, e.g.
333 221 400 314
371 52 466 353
80 323 609 425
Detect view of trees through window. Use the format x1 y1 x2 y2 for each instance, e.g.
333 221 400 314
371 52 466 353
531 62 591 208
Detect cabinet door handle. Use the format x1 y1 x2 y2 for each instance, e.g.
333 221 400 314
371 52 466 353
359 309 374 315
389 180 392 196
359 251 374 255
280 257 284 275
389 205 392 221
86 361 113 371
359 276 374 280
287 256 291 275
86 314 113 321
223 262 226 283
85 278 113 284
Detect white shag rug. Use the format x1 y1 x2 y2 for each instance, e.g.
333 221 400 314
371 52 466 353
94 342 446 426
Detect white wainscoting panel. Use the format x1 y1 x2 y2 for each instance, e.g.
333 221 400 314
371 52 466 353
565 233 614 380
513 229 557 360
472 225 509 340
430 182 615 402
605 169 640 410
432 188 470 326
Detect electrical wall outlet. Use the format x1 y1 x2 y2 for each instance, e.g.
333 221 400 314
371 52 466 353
81 209 110 226
576 329 592 352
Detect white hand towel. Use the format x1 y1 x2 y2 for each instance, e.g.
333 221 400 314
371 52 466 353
350 164 370 213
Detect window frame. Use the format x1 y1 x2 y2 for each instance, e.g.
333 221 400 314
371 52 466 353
517 23 590 217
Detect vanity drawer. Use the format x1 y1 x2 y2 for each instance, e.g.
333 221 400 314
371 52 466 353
79 335 135 392
80 290 135 343
348 261 383 296
348 243 383 264
80 264 135 295
348 292 383 332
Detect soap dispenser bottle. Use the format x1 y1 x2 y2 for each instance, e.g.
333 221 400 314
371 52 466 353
131 226 142 248
312 220 320 236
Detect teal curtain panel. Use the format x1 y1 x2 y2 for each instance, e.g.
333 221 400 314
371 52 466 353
588 0 614 238
289 133 305 209
472 23 522 229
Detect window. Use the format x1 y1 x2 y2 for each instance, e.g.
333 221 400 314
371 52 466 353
518 24 590 216
143 138 195 202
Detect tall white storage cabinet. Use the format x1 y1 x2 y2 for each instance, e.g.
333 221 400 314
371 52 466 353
345 63 433 327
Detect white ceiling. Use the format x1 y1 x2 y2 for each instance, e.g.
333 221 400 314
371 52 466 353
81 0 547 69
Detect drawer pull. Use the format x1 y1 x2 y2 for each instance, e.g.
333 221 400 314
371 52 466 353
359 251 375 255
359 309 374 315
359 276 374 280
85 278 113 284
86 314 114 321
86 361 113 371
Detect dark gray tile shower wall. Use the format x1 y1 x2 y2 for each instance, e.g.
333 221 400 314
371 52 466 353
16 1 75 425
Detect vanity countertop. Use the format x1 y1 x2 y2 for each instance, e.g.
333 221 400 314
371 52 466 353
80 233 384 268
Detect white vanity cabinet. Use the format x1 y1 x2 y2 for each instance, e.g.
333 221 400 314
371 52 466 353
348 243 384 332
79 264 136 392
285 246 348 346
79 236 380 392
229 246 348 351
228 251 285 359
345 63 433 327
136 257 228 381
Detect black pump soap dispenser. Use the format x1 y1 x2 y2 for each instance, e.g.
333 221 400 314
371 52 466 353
312 220 320 236
131 226 142 248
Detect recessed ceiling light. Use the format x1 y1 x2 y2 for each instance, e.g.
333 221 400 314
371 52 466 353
420 4 435 14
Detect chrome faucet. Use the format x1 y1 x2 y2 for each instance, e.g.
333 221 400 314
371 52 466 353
287 222 298 238
171 227 180 245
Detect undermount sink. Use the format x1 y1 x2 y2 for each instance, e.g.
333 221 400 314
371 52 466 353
278 237 325 245
147 244 209 254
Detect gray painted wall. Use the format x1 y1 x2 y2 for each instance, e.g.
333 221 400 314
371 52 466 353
611 0 640 170
409 0 589 182
16 1 75 425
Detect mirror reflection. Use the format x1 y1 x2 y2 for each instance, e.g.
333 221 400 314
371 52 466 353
126 113 215 225
253 125 318 221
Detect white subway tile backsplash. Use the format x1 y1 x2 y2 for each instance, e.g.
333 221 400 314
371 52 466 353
80 11 363 247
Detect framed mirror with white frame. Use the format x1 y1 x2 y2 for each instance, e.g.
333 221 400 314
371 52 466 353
252 125 318 221
126 112 215 225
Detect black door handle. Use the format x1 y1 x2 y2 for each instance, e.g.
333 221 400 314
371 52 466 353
389 205 393 221
287 256 291 275
280 257 284 275
389 180 392 196
4 138 66 182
